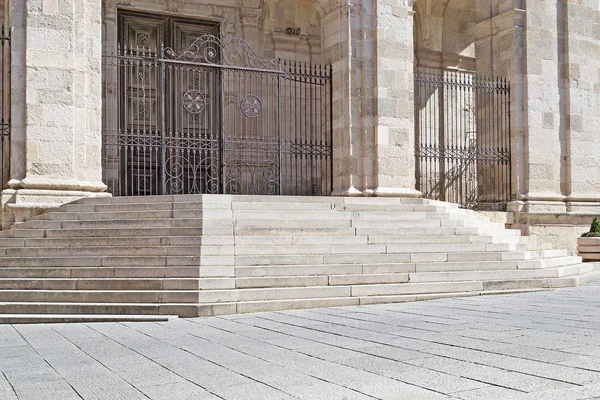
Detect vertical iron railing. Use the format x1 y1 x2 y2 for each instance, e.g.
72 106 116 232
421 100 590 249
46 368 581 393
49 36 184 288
102 35 333 197
415 67 511 211
0 25 10 191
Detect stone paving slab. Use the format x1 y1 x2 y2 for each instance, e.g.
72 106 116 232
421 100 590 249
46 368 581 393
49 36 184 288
4 280 600 399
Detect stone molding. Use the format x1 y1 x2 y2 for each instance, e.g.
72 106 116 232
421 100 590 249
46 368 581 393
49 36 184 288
7 177 108 193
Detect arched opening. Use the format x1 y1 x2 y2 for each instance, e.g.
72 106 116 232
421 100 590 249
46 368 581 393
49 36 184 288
413 0 511 211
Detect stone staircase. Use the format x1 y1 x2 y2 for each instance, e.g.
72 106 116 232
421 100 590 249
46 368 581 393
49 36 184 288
0 195 597 320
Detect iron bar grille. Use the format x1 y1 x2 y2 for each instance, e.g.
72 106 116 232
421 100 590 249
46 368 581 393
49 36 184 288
0 25 9 191
414 67 511 211
102 35 333 197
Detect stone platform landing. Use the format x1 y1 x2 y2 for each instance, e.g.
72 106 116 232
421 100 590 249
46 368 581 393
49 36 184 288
0 195 597 319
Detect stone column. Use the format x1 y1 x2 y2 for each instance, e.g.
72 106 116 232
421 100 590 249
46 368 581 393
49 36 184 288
372 0 419 197
317 0 419 197
564 0 600 211
476 0 567 215
1 0 108 228
240 1 263 53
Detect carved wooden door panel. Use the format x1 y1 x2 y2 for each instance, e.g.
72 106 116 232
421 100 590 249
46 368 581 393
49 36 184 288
117 11 219 195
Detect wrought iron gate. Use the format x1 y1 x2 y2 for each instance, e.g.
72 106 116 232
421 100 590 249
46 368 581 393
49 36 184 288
414 68 511 211
0 25 10 191
102 35 333 196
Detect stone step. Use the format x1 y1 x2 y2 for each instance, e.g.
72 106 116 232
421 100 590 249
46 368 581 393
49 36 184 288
235 264 367 278
413 256 581 272
233 255 582 278
0 290 202 303
0 266 202 279
232 249 568 266
331 204 446 212
231 235 367 246
0 302 202 318
0 256 200 267
354 226 520 237
235 274 410 288
18 218 206 230
234 227 357 236
0 246 199 257
0 236 204 248
0 227 205 238
0 314 178 324
201 242 540 256
0 278 203 291
409 263 594 283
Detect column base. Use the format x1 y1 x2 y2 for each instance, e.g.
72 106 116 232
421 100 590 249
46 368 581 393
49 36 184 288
331 187 367 197
331 186 422 198
1 178 111 230
373 187 422 198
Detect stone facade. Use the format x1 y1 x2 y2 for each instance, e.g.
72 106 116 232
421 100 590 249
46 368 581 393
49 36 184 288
1 0 600 253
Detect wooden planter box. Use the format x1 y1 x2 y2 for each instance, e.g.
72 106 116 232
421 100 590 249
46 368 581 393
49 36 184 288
577 237 600 261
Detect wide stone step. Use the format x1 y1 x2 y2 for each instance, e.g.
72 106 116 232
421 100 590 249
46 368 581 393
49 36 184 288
232 249 568 266
1 227 205 239
330 203 445 212
409 263 594 283
0 236 204 248
0 302 201 317
0 245 199 257
0 266 202 279
18 218 206 230
0 290 201 303
234 227 357 236
0 256 200 267
208 243 539 256
0 277 202 290
354 226 520 236
236 273 410 288
0 314 178 324
235 264 367 278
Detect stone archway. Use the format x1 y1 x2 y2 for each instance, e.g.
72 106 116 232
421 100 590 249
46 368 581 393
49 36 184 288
413 0 477 72
413 0 513 210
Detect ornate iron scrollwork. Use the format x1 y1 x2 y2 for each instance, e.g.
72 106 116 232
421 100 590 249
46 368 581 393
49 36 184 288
164 34 280 71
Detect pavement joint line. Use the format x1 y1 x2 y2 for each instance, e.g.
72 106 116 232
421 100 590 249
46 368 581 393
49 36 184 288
122 320 310 400
175 318 383 400
183 317 442 399
254 311 596 388
0 370 17 399
81 322 227 400
12 325 87 400
45 323 154 400
204 315 483 397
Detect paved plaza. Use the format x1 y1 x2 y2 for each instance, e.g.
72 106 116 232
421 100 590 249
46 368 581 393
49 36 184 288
3 282 600 399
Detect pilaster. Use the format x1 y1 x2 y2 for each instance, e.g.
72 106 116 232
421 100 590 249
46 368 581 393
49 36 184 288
318 0 420 197
2 0 109 228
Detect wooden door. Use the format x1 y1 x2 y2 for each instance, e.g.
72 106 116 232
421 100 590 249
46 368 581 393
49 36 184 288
117 11 219 195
